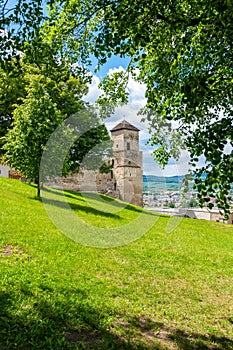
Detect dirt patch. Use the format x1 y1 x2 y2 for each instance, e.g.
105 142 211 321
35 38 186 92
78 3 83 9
113 316 233 349
114 316 178 349
65 328 104 347
0 245 24 257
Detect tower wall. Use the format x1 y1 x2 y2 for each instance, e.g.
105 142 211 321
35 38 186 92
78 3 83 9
110 123 143 207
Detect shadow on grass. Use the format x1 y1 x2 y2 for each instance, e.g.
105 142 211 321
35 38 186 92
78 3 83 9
42 196 123 220
41 187 160 218
0 288 232 350
33 186 85 202
120 316 233 350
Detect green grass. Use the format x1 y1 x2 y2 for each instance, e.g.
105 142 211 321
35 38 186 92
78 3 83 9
0 178 233 349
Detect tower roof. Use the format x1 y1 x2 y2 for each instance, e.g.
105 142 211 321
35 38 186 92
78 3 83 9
110 120 140 132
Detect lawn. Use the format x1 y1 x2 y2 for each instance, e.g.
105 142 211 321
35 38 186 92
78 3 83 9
0 178 233 349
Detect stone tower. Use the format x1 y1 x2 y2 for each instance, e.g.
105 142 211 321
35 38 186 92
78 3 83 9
110 120 143 207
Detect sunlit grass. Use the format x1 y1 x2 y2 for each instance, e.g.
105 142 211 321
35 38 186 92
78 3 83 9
0 178 233 349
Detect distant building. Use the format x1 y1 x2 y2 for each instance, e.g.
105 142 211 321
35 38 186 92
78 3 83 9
0 157 10 178
0 157 25 180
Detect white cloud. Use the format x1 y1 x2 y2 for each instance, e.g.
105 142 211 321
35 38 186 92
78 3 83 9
84 75 102 104
0 29 7 37
85 66 148 129
224 141 233 155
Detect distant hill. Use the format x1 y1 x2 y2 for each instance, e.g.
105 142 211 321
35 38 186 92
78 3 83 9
143 174 185 191
143 175 185 183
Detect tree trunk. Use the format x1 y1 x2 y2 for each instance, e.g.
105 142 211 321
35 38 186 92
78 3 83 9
37 181 41 197
36 173 41 197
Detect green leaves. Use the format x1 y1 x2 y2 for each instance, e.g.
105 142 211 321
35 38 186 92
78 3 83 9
3 71 65 184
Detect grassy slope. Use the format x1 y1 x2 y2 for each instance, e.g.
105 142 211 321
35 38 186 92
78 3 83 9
0 178 233 350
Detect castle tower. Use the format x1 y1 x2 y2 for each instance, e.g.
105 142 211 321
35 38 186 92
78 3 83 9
110 120 143 207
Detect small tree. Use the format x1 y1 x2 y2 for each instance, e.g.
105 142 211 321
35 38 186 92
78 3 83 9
3 74 64 197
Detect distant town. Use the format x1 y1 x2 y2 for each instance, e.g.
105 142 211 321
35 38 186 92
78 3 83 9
143 174 233 212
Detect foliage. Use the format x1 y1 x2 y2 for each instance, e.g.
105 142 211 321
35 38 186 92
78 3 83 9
167 202 175 209
45 0 233 214
66 108 112 174
0 57 88 154
188 198 199 208
0 60 26 150
2 59 110 196
1 1 112 197
2 71 65 196
0 0 54 61
1 178 233 349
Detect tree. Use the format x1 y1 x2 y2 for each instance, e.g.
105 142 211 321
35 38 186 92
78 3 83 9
3 72 65 196
2 60 111 196
1 1 112 197
67 109 112 174
0 51 91 153
47 0 233 214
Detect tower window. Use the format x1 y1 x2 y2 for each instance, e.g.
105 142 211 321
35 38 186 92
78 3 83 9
127 142 130 150
110 170 113 179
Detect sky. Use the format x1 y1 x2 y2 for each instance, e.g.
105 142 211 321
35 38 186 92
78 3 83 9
85 60 193 177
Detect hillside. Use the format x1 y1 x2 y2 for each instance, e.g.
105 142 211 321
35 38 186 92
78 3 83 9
143 175 185 191
0 178 233 349
143 175 185 183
